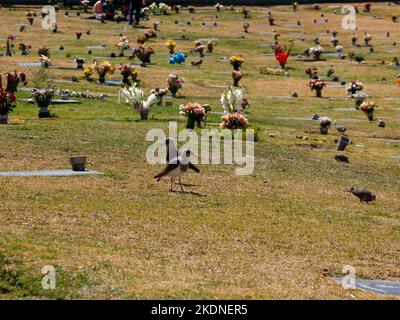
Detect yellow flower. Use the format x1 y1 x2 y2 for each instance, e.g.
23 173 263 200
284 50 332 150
83 67 93 77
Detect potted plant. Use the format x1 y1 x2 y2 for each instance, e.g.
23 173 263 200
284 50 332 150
75 31 83 40
309 79 326 98
4 71 28 93
0 87 17 124
121 84 158 120
206 41 216 53
351 92 368 109
167 73 184 98
220 112 248 130
192 41 206 58
346 80 364 95
31 88 55 118
221 87 249 114
273 42 292 69
319 116 332 134
6 34 16 57
179 102 206 130
130 45 154 67
360 101 377 121
232 70 243 87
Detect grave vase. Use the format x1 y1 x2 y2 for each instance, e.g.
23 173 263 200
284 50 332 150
0 114 8 125
140 110 149 120
320 126 329 134
186 116 196 130
38 103 50 118
315 88 322 98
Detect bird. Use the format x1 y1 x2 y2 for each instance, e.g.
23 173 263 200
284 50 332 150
165 138 200 173
347 188 376 203
191 59 203 67
154 149 195 192
335 155 349 163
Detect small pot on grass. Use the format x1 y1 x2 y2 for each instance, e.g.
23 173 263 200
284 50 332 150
0 114 8 125
70 156 86 171
337 136 350 151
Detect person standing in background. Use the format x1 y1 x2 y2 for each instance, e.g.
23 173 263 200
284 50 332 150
127 0 144 27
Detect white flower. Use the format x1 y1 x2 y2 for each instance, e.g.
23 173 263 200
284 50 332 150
143 93 158 111
221 87 244 114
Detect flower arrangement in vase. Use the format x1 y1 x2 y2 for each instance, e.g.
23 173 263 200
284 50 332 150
207 41 216 53
0 87 17 124
18 43 31 55
179 102 206 129
39 55 51 68
243 22 250 33
215 3 223 12
192 41 206 58
26 10 35 25
158 3 171 15
37 46 50 58
3 71 27 93
130 45 154 67
309 79 326 97
83 67 93 81
166 39 176 54
144 29 158 40
167 73 184 97
6 34 16 56
31 88 55 118
346 80 364 95
93 60 115 83
74 57 86 69
220 113 248 130
188 6 196 14
308 45 324 60
119 65 140 85
360 101 376 121
150 88 169 106
81 0 90 13
121 84 158 120
75 31 83 40
230 55 244 87
319 116 332 134
221 87 249 114
115 35 129 57
273 42 292 69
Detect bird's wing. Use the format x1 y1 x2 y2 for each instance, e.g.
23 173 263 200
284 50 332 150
155 158 181 180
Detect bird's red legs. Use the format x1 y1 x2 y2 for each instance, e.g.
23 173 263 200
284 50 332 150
179 177 184 192
170 177 175 192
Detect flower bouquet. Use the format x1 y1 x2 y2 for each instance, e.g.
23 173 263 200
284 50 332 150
230 55 244 71
120 84 158 120
346 80 364 95
169 52 186 64
131 45 154 66
137 34 147 45
19 43 31 55
221 87 249 114
26 11 35 25
215 3 223 12
166 39 176 54
150 88 169 106
192 41 206 58
351 92 368 109
6 35 16 56
243 22 250 33
119 65 140 85
309 45 324 60
179 102 206 129
220 113 248 130
144 30 157 40
83 67 93 80
37 46 50 57
360 101 376 121
75 31 83 40
159 3 171 15
31 88 55 118
207 41 216 53
167 73 184 97
3 71 27 93
81 0 90 13
115 35 129 56
39 55 51 68
75 57 86 69
93 61 115 83
273 43 292 69
242 6 250 19
309 79 326 97
319 116 332 134
0 88 17 124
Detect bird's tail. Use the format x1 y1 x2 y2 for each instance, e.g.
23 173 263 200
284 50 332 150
154 173 162 181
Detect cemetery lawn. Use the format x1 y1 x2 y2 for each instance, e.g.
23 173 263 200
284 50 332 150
0 3 400 299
